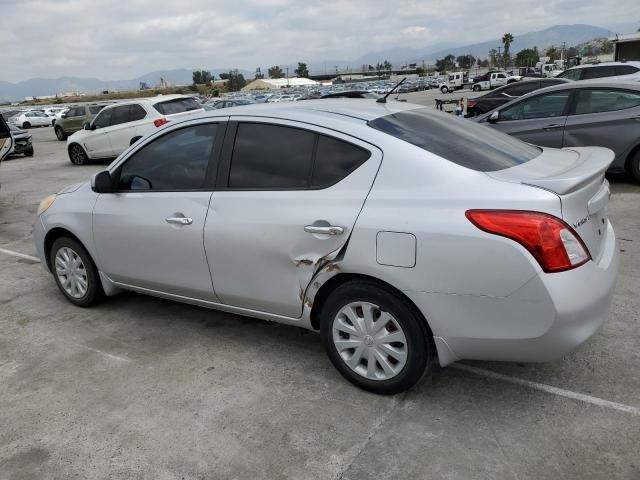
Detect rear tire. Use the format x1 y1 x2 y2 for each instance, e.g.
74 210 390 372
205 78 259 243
69 143 88 165
440 86 449 94
628 150 640 183
50 237 104 307
320 280 432 395
55 126 67 141
22 122 31 129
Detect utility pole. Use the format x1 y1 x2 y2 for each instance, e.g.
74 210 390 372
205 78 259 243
286 67 289 87
497 46 502 68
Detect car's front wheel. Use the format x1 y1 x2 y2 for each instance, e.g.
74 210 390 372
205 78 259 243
628 150 640 183
24 147 34 157
50 237 103 307
473 84 481 92
22 122 31 129
69 143 88 165
440 86 448 94
55 126 67 141
320 280 432 394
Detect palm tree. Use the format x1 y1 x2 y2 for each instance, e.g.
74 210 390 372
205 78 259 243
502 33 514 67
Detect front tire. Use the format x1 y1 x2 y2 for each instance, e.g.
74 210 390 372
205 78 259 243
22 122 31 129
473 84 481 92
55 126 67 141
440 86 449 94
69 143 88 165
320 280 432 394
628 150 640 183
50 237 104 307
24 147 34 157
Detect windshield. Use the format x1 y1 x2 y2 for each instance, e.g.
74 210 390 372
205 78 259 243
368 108 541 172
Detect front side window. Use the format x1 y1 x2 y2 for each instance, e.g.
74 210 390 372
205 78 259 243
89 105 104 115
573 88 640 115
501 81 540 97
93 108 114 129
499 91 571 121
581 66 616 80
118 124 218 191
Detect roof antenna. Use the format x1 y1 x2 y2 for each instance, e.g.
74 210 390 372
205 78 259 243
377 77 407 103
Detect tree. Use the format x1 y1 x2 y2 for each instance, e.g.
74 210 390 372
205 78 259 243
139 82 149 90
456 54 476 69
192 70 212 85
268 66 284 79
383 60 392 71
435 54 456 72
294 62 309 77
502 33 514 66
546 45 560 62
227 70 246 92
515 48 540 67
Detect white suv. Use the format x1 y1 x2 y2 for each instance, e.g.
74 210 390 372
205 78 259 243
556 61 640 81
67 95 203 165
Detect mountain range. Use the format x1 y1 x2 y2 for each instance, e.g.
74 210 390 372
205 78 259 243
1 23 636 102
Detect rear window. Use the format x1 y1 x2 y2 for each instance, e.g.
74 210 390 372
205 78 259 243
153 98 201 115
368 108 541 172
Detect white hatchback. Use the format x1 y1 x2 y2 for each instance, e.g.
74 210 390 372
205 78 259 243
11 110 52 129
66 95 203 164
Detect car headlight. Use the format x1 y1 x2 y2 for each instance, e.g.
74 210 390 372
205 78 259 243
37 194 56 216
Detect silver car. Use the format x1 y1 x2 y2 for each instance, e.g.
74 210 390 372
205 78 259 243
34 100 619 394
475 81 640 182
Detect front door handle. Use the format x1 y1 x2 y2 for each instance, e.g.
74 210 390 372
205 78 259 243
304 225 344 235
543 124 561 130
166 216 193 225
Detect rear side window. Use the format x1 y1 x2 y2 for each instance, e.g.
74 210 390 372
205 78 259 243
153 98 201 115
368 108 540 172
573 88 640 114
615 65 639 75
312 136 370 187
581 66 616 80
500 91 571 121
501 81 540 97
110 105 131 126
229 124 315 189
558 69 582 80
129 104 147 121
89 105 104 114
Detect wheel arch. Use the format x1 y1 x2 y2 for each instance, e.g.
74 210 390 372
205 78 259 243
624 141 640 173
44 227 89 272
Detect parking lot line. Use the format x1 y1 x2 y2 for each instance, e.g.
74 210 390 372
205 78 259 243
0 247 40 263
452 363 640 416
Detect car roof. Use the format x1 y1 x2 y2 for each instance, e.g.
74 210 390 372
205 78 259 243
565 61 640 71
101 94 193 109
521 79 640 95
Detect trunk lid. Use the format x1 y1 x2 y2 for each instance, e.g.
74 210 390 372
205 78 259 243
487 146 615 259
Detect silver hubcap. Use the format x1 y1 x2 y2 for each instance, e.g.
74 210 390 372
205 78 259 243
55 247 88 298
332 301 408 381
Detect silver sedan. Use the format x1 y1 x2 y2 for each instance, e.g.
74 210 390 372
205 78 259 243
34 100 619 394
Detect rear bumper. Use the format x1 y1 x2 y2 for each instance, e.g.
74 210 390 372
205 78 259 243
407 221 619 366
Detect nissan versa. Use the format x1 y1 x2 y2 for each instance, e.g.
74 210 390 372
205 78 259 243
34 100 619 394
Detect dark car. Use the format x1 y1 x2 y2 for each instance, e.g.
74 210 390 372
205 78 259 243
54 104 107 141
9 124 33 157
320 90 381 99
466 78 570 117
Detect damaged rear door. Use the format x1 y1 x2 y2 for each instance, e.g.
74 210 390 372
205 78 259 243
203 119 382 318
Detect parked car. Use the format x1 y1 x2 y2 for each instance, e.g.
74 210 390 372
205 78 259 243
466 78 570 117
66 95 203 164
35 100 618 394
10 110 51 129
204 99 254 110
556 62 640 81
471 71 522 91
475 81 640 181
0 115 13 165
8 124 33 157
54 104 106 141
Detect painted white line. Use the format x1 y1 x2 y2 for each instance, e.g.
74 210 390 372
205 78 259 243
0 247 40 263
452 363 640 416
71 342 131 363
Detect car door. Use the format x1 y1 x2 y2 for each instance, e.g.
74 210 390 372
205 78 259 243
488 89 572 147
92 121 225 300
203 119 382 318
65 107 85 131
563 87 640 163
34 112 50 126
106 104 148 156
83 107 115 158
0 115 13 162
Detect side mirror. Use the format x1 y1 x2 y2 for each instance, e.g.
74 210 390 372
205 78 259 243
488 111 500 123
61 114 67 119
91 171 114 193
83 122 92 131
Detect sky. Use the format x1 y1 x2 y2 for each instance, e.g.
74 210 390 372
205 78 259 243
0 0 638 82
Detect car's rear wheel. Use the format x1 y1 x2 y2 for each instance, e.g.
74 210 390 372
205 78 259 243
55 126 67 141
320 280 432 394
50 237 103 307
440 86 448 94
69 144 88 165
628 150 640 183
22 122 31 129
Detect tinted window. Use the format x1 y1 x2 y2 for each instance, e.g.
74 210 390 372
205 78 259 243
557 69 581 80
312 136 370 187
573 88 640 115
89 105 104 114
66 108 80 117
118 124 217 191
110 105 131 126
229 124 315 189
129 104 147 121
153 98 201 115
368 108 540 172
93 108 113 129
615 65 639 75
501 81 540 97
500 91 570 121
581 66 616 80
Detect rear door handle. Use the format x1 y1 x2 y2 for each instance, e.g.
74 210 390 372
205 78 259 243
304 225 344 235
543 124 561 130
166 216 193 225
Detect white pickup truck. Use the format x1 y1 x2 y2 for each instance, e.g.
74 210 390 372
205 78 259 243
472 71 522 91
439 71 472 93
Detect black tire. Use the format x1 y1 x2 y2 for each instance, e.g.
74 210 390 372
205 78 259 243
69 143 88 165
52 119 56 126
55 126 67 141
440 86 448 94
22 122 31 129
49 236 104 307
24 147 34 157
628 150 640 183
320 279 432 395
473 84 481 92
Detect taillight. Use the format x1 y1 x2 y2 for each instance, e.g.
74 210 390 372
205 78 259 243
465 210 591 273
153 118 169 128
